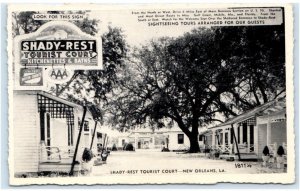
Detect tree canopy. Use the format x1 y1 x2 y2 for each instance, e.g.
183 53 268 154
214 25 285 113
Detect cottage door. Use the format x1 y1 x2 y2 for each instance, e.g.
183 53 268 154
40 112 53 160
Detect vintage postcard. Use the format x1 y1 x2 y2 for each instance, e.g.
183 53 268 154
7 4 294 185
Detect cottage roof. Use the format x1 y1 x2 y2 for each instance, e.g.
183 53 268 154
211 97 286 128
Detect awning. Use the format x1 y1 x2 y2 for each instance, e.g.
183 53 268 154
37 93 75 125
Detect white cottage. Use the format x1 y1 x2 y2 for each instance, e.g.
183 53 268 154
256 104 287 159
13 90 102 176
164 127 190 151
201 98 286 160
162 127 204 152
117 133 133 149
129 128 167 150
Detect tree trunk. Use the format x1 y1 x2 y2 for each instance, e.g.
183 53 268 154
175 119 200 153
188 133 200 153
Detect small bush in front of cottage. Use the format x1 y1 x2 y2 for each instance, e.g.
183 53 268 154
124 143 134 151
82 148 93 162
262 146 270 156
277 146 285 156
112 144 117 151
161 147 170 152
262 146 270 167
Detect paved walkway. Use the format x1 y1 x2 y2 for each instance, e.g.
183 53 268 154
92 150 274 176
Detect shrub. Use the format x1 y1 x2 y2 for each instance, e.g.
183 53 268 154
277 146 285 156
82 148 93 162
112 144 117 151
262 146 270 156
204 148 211 153
124 143 134 151
161 147 170 152
214 151 220 158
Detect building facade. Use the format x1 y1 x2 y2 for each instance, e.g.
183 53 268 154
200 98 286 160
13 90 104 175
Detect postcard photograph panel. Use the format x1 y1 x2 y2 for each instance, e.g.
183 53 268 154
7 4 294 185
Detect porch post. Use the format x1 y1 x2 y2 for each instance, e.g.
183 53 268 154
134 133 138 150
228 128 231 144
231 124 241 160
254 126 258 154
166 135 169 149
152 135 155 149
240 125 243 144
222 129 226 150
212 130 216 148
233 125 238 153
247 125 250 152
89 121 98 150
102 134 107 151
104 135 109 149
70 106 87 176
267 118 272 146
228 128 232 154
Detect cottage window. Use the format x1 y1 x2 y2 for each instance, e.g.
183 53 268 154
97 132 102 139
84 121 89 131
178 134 184 144
199 135 203 141
78 118 81 129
